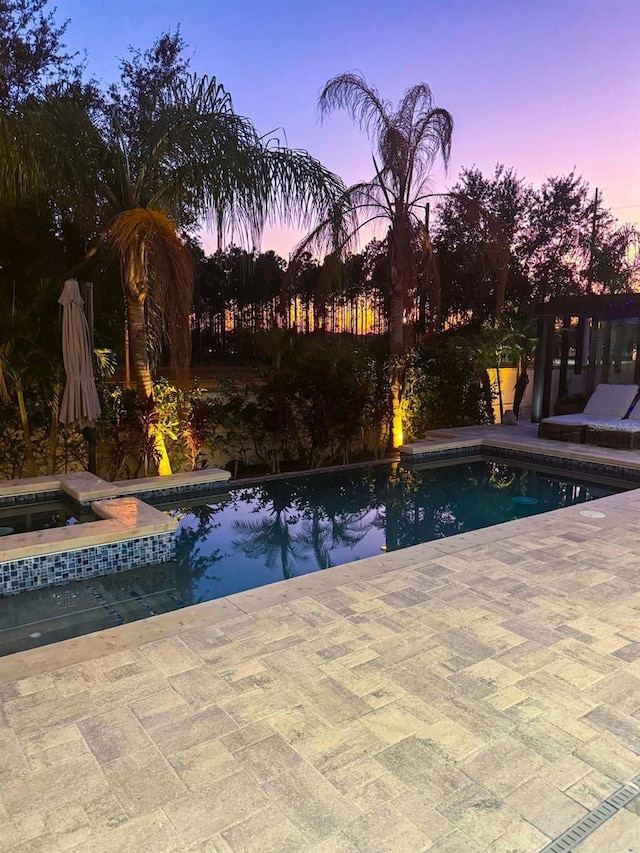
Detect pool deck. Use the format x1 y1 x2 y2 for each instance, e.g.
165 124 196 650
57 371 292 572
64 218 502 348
0 423 639 852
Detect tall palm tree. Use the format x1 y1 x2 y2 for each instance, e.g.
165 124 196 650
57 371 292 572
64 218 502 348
297 73 453 446
3 75 345 472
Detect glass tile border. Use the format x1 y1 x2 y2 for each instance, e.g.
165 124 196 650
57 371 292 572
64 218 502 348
401 443 640 485
0 532 176 596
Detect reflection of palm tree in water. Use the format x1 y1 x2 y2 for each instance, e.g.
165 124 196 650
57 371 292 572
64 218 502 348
173 501 224 601
232 506 306 580
488 462 516 491
383 463 404 552
300 507 373 570
384 463 472 548
231 481 307 579
232 476 379 577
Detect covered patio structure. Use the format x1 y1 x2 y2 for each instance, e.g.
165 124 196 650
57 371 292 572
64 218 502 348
531 293 640 423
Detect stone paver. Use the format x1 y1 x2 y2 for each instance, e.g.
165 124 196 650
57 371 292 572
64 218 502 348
1 425 640 849
504 776 588 837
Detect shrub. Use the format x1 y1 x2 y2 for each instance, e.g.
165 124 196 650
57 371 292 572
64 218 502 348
97 381 217 479
208 338 389 472
403 334 491 441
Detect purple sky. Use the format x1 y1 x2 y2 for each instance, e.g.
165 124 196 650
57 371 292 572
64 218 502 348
56 0 640 258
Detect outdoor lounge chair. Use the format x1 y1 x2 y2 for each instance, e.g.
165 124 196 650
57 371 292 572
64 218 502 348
584 400 640 449
537 383 639 443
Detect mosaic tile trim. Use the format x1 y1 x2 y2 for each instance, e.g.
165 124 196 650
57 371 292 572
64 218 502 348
0 490 64 508
483 444 640 484
0 532 176 596
126 481 230 502
401 442 640 485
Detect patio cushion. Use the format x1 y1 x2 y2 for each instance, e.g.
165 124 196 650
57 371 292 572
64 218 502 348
538 413 618 427
582 383 638 416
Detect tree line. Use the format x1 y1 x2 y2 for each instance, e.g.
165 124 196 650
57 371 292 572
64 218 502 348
1 1 638 478
191 167 639 362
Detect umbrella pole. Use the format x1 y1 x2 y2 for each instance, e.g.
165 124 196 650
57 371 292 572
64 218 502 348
81 282 98 475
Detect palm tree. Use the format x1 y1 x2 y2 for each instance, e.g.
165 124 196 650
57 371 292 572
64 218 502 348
297 73 453 447
3 75 345 472
494 304 538 418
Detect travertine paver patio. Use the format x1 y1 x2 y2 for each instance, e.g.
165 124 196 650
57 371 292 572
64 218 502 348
0 425 640 851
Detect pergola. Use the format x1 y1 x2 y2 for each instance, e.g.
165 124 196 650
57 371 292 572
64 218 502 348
531 293 640 422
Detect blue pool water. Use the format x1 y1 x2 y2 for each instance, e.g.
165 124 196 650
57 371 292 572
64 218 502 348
0 458 622 655
161 458 618 602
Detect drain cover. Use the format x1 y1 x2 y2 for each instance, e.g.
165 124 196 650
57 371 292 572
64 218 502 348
512 496 538 505
541 777 640 852
579 510 607 518
0 526 14 536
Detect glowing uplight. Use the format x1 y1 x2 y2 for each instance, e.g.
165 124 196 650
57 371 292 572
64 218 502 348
392 424 404 448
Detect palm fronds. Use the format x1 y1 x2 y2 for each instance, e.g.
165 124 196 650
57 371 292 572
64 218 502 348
319 72 393 142
297 73 454 264
144 74 347 249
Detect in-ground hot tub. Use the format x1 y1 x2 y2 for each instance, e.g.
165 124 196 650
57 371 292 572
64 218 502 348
0 497 95 537
0 469 230 595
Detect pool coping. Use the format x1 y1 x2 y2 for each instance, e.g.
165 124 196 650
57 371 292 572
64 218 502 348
0 469 230 559
400 425 640 469
0 467 231 505
1 420 640 681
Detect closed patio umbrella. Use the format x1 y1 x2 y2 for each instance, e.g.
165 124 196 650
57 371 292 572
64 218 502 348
58 279 101 427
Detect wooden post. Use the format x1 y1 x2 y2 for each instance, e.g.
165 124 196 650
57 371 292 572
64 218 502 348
587 319 600 395
542 317 555 419
574 317 585 375
634 325 640 384
601 322 613 382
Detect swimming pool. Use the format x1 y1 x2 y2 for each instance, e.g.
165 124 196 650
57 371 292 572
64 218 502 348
160 457 620 601
0 457 624 656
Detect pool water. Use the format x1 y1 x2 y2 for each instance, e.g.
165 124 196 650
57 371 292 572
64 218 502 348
0 458 622 655
0 499 90 537
161 458 618 602
0 564 183 657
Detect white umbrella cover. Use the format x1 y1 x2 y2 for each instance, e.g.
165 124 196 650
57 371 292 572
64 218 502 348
58 279 101 427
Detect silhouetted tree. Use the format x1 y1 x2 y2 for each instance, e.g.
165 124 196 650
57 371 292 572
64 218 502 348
296 72 453 447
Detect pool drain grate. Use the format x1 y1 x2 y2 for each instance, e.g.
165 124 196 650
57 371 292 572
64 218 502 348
540 775 640 852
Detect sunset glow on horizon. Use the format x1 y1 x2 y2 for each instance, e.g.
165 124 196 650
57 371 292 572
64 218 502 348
55 0 640 260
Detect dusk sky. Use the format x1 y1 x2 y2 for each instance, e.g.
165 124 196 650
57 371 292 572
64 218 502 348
55 0 640 258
